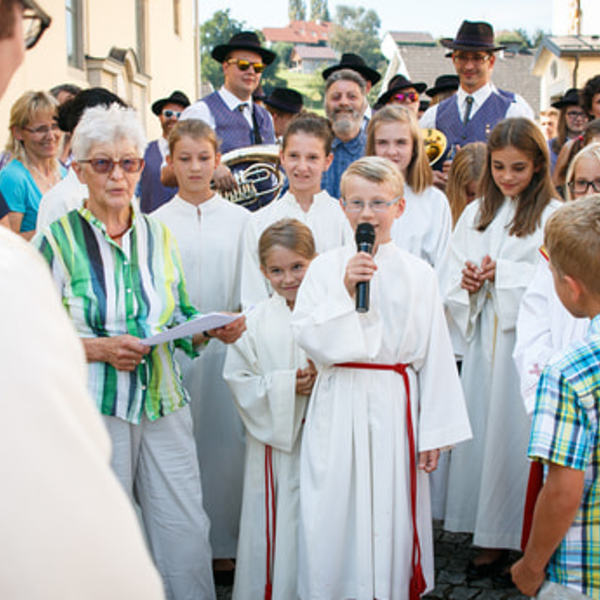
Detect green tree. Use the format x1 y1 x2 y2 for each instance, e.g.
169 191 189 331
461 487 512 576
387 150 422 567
310 0 330 21
329 6 384 74
289 0 306 21
256 32 287 93
199 10 245 90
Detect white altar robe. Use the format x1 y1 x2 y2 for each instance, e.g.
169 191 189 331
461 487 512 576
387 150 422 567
241 190 353 307
152 193 249 556
223 293 309 600
291 242 471 600
441 197 559 549
391 184 452 270
513 257 589 414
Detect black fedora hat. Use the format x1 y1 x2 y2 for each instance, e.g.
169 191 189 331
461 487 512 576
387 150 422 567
151 90 190 115
322 53 381 85
441 20 505 53
426 74 459 97
263 87 303 114
551 88 581 109
376 74 427 107
212 31 276 65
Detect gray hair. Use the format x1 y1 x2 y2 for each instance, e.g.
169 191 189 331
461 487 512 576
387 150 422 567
71 103 146 160
325 68 367 95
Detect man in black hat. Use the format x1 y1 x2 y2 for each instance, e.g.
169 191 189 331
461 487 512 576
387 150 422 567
420 20 533 172
140 90 190 213
262 87 303 140
374 74 427 114
426 74 459 106
177 31 276 209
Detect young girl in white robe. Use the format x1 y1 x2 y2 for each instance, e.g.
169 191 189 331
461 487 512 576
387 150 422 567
241 112 352 307
365 105 452 270
223 219 317 600
152 119 249 571
291 157 472 600
441 118 561 573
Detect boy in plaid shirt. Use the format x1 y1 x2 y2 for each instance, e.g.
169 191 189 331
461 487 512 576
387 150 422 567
512 195 600 599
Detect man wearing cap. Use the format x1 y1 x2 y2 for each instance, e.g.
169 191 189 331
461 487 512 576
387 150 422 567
374 74 427 114
177 31 276 210
420 20 533 148
322 68 369 199
139 90 190 213
262 86 303 140
426 74 459 106
323 53 380 127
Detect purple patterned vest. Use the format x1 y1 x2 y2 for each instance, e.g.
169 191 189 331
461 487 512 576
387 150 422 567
204 91 276 210
139 140 177 213
436 89 515 147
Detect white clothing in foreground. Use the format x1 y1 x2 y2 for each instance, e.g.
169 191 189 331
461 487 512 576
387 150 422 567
153 193 249 556
0 227 164 600
391 183 451 270
36 167 86 230
224 293 309 600
513 257 589 414
441 197 559 549
241 190 353 307
292 242 472 600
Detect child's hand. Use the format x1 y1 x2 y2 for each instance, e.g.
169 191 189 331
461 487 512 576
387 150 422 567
479 255 496 283
460 260 484 293
296 360 317 396
344 252 377 298
418 449 440 473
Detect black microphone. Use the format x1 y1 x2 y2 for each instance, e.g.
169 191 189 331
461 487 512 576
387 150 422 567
355 222 375 313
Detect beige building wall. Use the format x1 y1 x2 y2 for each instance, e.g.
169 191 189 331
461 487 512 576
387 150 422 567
0 0 197 151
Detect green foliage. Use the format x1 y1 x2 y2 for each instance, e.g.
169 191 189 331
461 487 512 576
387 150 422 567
329 5 385 73
272 42 295 68
199 10 245 89
289 0 306 21
310 0 330 21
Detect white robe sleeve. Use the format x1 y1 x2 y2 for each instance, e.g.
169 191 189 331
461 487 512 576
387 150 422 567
223 328 306 453
240 218 270 309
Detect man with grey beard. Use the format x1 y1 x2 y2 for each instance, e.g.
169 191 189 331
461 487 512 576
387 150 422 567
322 69 368 199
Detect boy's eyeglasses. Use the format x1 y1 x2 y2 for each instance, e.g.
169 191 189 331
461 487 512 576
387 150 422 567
342 198 400 213
568 178 600 194
22 122 60 136
162 109 182 119
78 157 145 174
393 92 419 104
20 0 52 50
225 58 266 74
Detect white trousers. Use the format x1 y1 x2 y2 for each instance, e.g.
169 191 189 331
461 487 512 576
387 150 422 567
537 581 592 599
103 407 216 600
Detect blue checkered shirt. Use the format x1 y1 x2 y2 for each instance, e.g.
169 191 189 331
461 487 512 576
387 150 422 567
321 130 366 200
529 314 600 599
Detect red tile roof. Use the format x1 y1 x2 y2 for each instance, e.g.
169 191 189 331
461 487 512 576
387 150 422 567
263 20 333 44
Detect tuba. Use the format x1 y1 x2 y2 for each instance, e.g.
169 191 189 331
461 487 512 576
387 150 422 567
218 144 284 207
421 128 448 166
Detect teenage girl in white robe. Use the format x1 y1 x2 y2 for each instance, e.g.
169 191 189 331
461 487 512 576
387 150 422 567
365 105 452 271
441 118 561 570
152 119 248 568
241 112 352 308
224 219 317 600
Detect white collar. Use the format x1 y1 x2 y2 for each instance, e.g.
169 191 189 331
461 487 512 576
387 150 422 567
457 82 494 107
219 86 253 112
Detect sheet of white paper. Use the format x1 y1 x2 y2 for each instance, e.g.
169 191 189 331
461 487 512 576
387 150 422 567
141 312 239 346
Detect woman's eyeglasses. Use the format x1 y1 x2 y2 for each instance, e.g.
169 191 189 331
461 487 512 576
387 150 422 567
225 58 266 74
568 178 600 195
78 158 145 174
23 122 60 136
393 92 419 104
20 0 52 50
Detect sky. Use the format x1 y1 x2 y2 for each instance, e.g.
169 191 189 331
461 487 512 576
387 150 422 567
197 0 554 39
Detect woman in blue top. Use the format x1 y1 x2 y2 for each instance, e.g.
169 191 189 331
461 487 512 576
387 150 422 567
0 90 64 239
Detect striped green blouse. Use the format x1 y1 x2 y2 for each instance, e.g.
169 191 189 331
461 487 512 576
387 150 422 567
35 206 199 424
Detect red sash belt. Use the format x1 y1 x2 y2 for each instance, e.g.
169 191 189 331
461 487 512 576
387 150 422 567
264 445 276 600
334 362 426 600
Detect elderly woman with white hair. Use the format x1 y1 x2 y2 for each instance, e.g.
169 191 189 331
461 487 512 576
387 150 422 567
34 103 219 600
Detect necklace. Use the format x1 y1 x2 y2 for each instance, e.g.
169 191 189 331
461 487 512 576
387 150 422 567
27 160 60 190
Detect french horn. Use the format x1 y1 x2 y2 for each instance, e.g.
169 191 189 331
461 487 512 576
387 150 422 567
218 144 284 207
421 128 448 166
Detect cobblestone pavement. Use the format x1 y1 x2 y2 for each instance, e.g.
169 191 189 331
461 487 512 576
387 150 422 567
215 522 528 599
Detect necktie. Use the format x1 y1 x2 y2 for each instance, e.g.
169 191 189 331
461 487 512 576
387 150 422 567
238 103 262 145
464 95 474 125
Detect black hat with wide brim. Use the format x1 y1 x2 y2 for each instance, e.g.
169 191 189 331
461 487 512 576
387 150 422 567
441 20 505 53
212 31 276 65
151 90 190 115
426 74 460 97
551 88 581 109
322 53 381 85
263 87 304 114
375 74 427 107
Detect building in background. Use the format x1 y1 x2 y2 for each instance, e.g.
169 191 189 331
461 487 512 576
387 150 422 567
0 0 197 143
290 45 338 74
